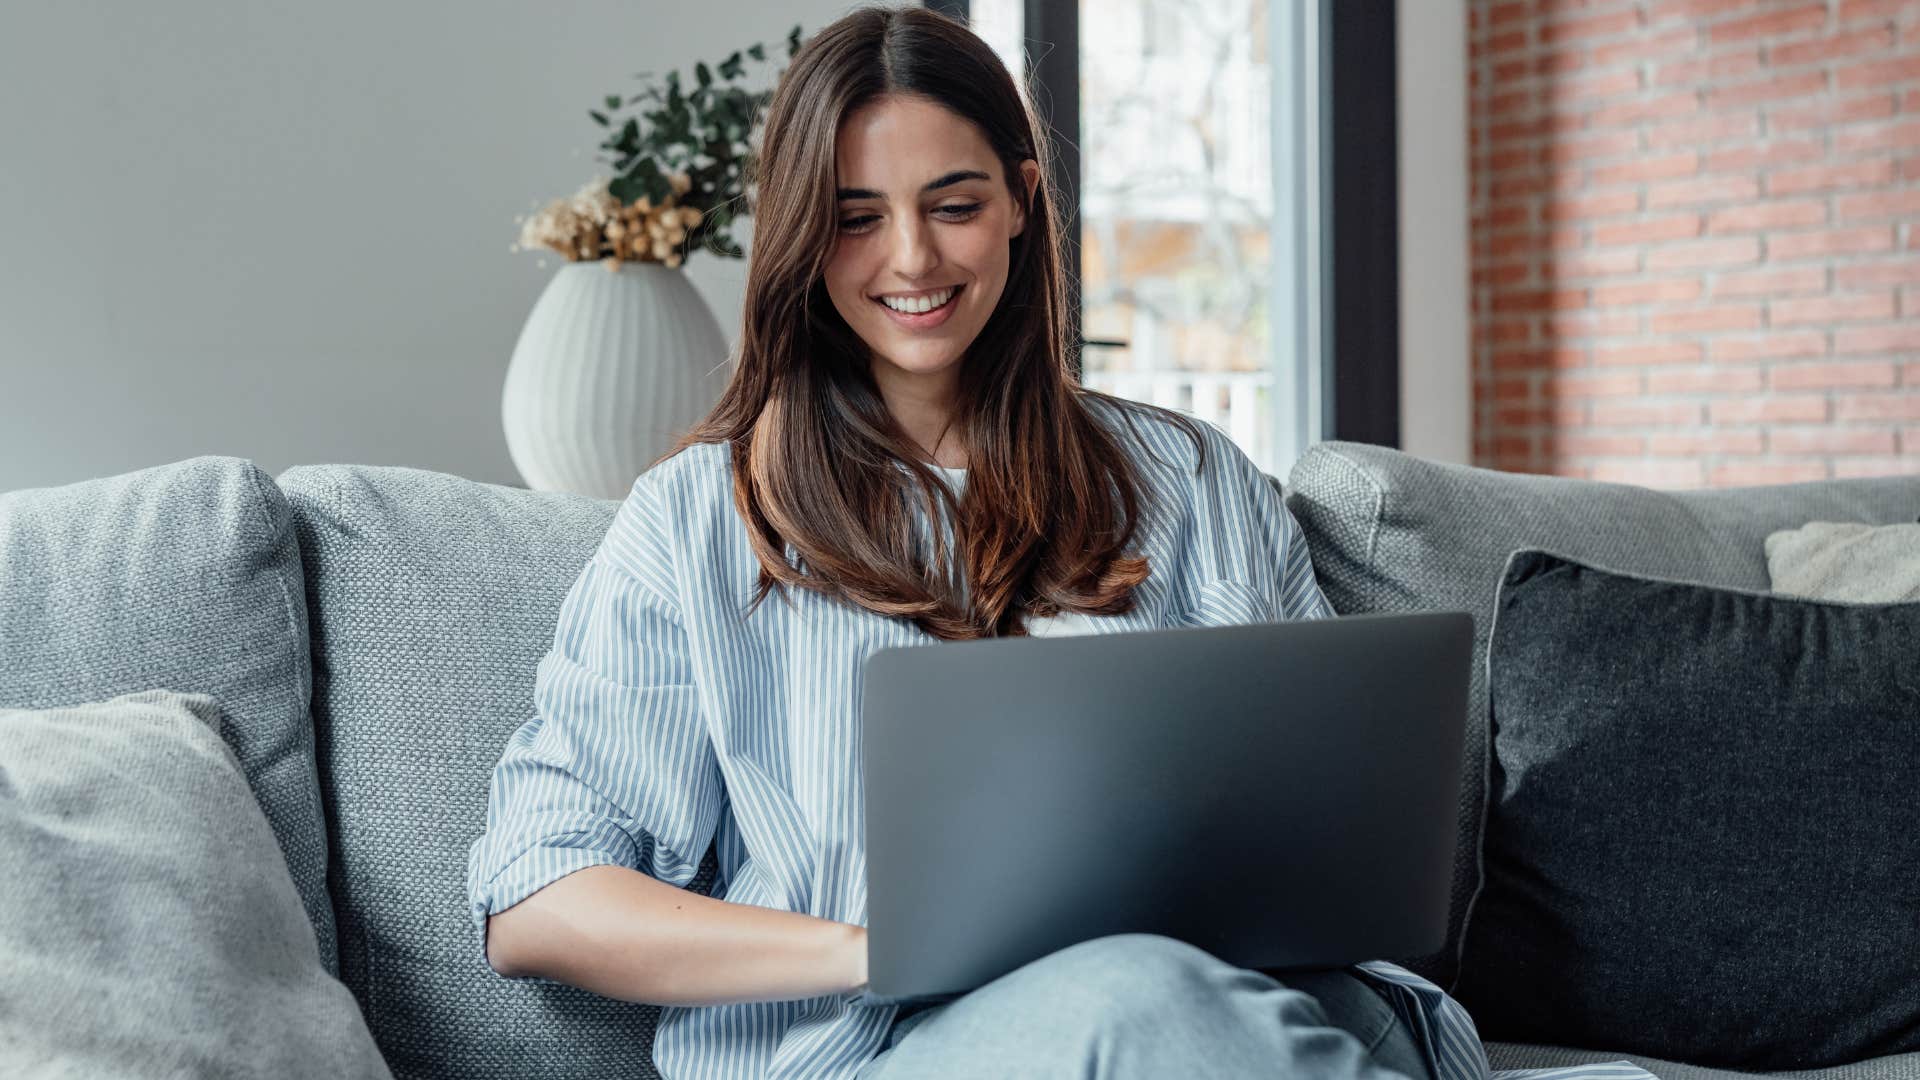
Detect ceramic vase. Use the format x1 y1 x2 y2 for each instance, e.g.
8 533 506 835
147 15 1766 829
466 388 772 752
502 261 731 498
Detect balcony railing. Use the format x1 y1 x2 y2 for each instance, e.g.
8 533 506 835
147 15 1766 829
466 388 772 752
1082 368 1273 471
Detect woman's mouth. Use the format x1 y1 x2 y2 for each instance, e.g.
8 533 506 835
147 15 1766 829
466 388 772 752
872 284 964 330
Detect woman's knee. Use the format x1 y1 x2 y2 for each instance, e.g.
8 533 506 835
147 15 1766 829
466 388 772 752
1010 933 1230 1016
866 937 1237 1075
1044 932 1216 974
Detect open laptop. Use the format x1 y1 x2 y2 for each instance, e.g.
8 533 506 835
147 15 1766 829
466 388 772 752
853 609 1472 1008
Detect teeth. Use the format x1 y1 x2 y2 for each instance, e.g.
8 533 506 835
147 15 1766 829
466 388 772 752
880 287 954 314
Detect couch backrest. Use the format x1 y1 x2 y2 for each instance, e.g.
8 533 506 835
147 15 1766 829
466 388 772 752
1283 440 1920 993
276 464 712 1080
272 445 1920 1073
0 456 338 977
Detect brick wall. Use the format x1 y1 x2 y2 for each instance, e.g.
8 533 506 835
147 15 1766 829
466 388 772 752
1469 0 1920 487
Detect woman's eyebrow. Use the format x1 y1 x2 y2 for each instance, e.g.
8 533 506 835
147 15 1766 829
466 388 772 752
836 169 991 201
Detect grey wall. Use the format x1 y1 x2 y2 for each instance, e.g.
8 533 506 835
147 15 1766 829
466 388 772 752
0 0 894 494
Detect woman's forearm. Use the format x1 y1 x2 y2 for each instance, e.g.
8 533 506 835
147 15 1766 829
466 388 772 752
485 863 868 1006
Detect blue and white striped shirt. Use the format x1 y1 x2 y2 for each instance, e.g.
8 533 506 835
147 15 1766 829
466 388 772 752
467 395 1655 1080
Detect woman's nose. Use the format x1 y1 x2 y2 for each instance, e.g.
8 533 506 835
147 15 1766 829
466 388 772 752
887 216 941 278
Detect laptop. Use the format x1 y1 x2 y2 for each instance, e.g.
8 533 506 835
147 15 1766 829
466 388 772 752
853 609 1472 1008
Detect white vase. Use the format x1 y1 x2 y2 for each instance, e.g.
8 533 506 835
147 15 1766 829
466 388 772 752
502 261 732 498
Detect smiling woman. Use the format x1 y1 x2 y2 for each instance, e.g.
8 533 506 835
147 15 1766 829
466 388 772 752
466 6 1557 1080
658 4 1206 645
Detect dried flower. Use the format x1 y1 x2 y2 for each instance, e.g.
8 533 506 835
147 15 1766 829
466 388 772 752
512 25 804 270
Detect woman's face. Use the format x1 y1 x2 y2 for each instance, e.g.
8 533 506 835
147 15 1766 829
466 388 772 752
824 94 1040 400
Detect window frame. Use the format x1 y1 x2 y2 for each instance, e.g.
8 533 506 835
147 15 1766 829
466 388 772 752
922 0 1402 452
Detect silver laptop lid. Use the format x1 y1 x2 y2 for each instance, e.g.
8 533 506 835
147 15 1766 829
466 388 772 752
859 610 1471 1001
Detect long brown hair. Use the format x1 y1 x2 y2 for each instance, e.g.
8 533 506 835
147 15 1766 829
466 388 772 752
658 4 1206 641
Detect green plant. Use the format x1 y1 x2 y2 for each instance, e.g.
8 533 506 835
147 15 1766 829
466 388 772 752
513 25 804 270
598 24 804 261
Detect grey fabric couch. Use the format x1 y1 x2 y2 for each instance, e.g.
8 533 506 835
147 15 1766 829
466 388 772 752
2 442 1915 1079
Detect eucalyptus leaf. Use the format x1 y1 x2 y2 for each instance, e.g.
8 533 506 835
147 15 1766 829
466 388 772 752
537 23 809 266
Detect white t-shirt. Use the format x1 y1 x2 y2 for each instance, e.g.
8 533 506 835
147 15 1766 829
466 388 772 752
934 464 1101 637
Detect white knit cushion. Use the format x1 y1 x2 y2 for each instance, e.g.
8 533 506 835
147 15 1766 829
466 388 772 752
1766 521 1920 603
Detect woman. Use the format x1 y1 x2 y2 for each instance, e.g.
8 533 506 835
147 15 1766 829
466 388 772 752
468 7 1471 1078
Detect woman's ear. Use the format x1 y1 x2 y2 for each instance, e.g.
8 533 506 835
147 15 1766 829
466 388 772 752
1010 158 1040 239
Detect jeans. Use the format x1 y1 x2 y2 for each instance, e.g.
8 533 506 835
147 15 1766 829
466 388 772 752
854 933 1435 1079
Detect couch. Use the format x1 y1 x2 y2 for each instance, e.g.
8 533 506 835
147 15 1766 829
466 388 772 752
1 441 1915 1079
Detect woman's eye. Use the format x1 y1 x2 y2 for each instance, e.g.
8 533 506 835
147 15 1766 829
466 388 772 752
838 203 985 233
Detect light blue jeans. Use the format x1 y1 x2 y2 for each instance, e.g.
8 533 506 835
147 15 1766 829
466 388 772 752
855 933 1435 1079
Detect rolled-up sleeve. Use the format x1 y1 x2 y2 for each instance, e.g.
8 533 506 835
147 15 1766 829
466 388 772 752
465 484 724 982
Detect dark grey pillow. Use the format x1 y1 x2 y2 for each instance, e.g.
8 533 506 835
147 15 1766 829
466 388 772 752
1452 551 1920 1070
1283 441 1920 991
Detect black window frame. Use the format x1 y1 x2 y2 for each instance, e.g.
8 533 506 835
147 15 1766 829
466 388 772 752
923 0 1400 447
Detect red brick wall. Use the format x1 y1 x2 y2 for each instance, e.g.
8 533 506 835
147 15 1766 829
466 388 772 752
1469 0 1920 487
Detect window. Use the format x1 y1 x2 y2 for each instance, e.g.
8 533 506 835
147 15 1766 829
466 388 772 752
956 0 1327 477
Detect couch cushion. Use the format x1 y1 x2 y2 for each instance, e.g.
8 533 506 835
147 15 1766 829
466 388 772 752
0 455 337 976
277 464 719 1080
0 689 389 1079
1455 551 1920 1070
1282 441 1920 991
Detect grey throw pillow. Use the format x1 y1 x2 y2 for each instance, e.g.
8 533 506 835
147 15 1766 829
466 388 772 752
0 689 392 1079
1453 552 1920 1070
1766 521 1920 603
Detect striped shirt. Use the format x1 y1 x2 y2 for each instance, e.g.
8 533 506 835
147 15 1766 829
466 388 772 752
467 395 1655 1080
